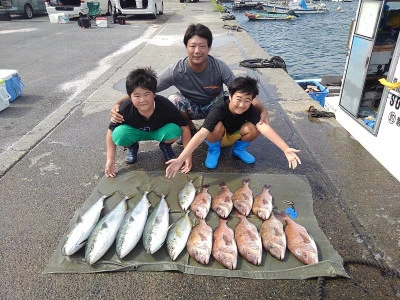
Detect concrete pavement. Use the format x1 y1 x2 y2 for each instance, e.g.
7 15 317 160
0 1 399 299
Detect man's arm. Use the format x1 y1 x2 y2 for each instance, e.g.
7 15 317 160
252 97 269 125
110 95 129 123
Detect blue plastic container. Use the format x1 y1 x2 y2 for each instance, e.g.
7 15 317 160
296 80 329 107
0 69 24 102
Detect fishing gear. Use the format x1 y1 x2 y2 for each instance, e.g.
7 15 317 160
239 56 287 72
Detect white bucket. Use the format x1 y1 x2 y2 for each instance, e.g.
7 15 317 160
96 17 107 28
58 13 69 23
49 14 59 23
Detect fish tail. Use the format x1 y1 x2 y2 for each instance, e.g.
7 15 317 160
275 211 289 221
263 184 271 190
97 190 117 199
219 182 227 188
235 210 245 219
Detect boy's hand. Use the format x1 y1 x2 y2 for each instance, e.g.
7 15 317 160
180 157 193 174
110 104 124 123
105 160 118 177
284 148 301 169
165 159 184 178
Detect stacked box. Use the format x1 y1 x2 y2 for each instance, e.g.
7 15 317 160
0 69 24 102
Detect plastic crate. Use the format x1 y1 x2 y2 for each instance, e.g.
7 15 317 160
0 69 24 102
296 80 329 107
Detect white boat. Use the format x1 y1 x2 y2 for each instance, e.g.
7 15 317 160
263 0 328 14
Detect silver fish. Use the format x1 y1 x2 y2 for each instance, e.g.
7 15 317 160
62 191 116 256
143 194 170 254
166 211 193 260
116 191 150 259
178 180 196 211
85 196 127 265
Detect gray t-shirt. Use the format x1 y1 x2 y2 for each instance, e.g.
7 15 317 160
156 55 235 106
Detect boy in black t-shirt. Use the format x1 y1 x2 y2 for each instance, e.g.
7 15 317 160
105 67 192 178
165 76 301 178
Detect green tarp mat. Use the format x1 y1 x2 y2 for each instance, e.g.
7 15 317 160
44 170 348 279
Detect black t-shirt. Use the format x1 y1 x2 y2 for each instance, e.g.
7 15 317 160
202 97 260 134
109 95 187 131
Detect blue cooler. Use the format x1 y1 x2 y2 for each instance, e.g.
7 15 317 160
0 69 25 102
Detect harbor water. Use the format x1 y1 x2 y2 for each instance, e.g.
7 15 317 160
226 1 359 79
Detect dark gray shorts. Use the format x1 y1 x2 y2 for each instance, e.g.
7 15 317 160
168 91 227 120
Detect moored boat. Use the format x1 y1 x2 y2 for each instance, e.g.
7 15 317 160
263 0 328 14
245 11 298 20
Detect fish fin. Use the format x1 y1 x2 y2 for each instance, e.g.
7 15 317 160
200 198 209 204
222 196 231 203
129 215 135 222
248 230 259 241
76 216 83 223
300 232 312 243
198 232 208 241
262 197 270 204
222 234 233 246
273 227 284 237
308 233 315 242
101 222 108 229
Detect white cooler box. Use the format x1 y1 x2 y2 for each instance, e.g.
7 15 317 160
0 79 11 112
0 69 24 102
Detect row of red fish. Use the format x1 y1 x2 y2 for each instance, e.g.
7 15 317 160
187 210 318 268
179 179 274 221
179 179 318 267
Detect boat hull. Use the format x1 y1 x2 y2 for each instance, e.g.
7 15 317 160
262 4 328 14
245 12 296 20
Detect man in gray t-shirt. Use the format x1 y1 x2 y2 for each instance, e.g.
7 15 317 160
110 24 269 173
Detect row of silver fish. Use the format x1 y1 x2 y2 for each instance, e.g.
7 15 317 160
63 192 171 265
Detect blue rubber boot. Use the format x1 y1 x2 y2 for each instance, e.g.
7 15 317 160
232 140 255 164
205 141 221 169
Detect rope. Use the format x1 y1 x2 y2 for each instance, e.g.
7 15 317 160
343 258 400 277
315 258 399 300
239 56 287 72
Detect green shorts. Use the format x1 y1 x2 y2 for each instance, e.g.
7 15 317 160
111 123 182 147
